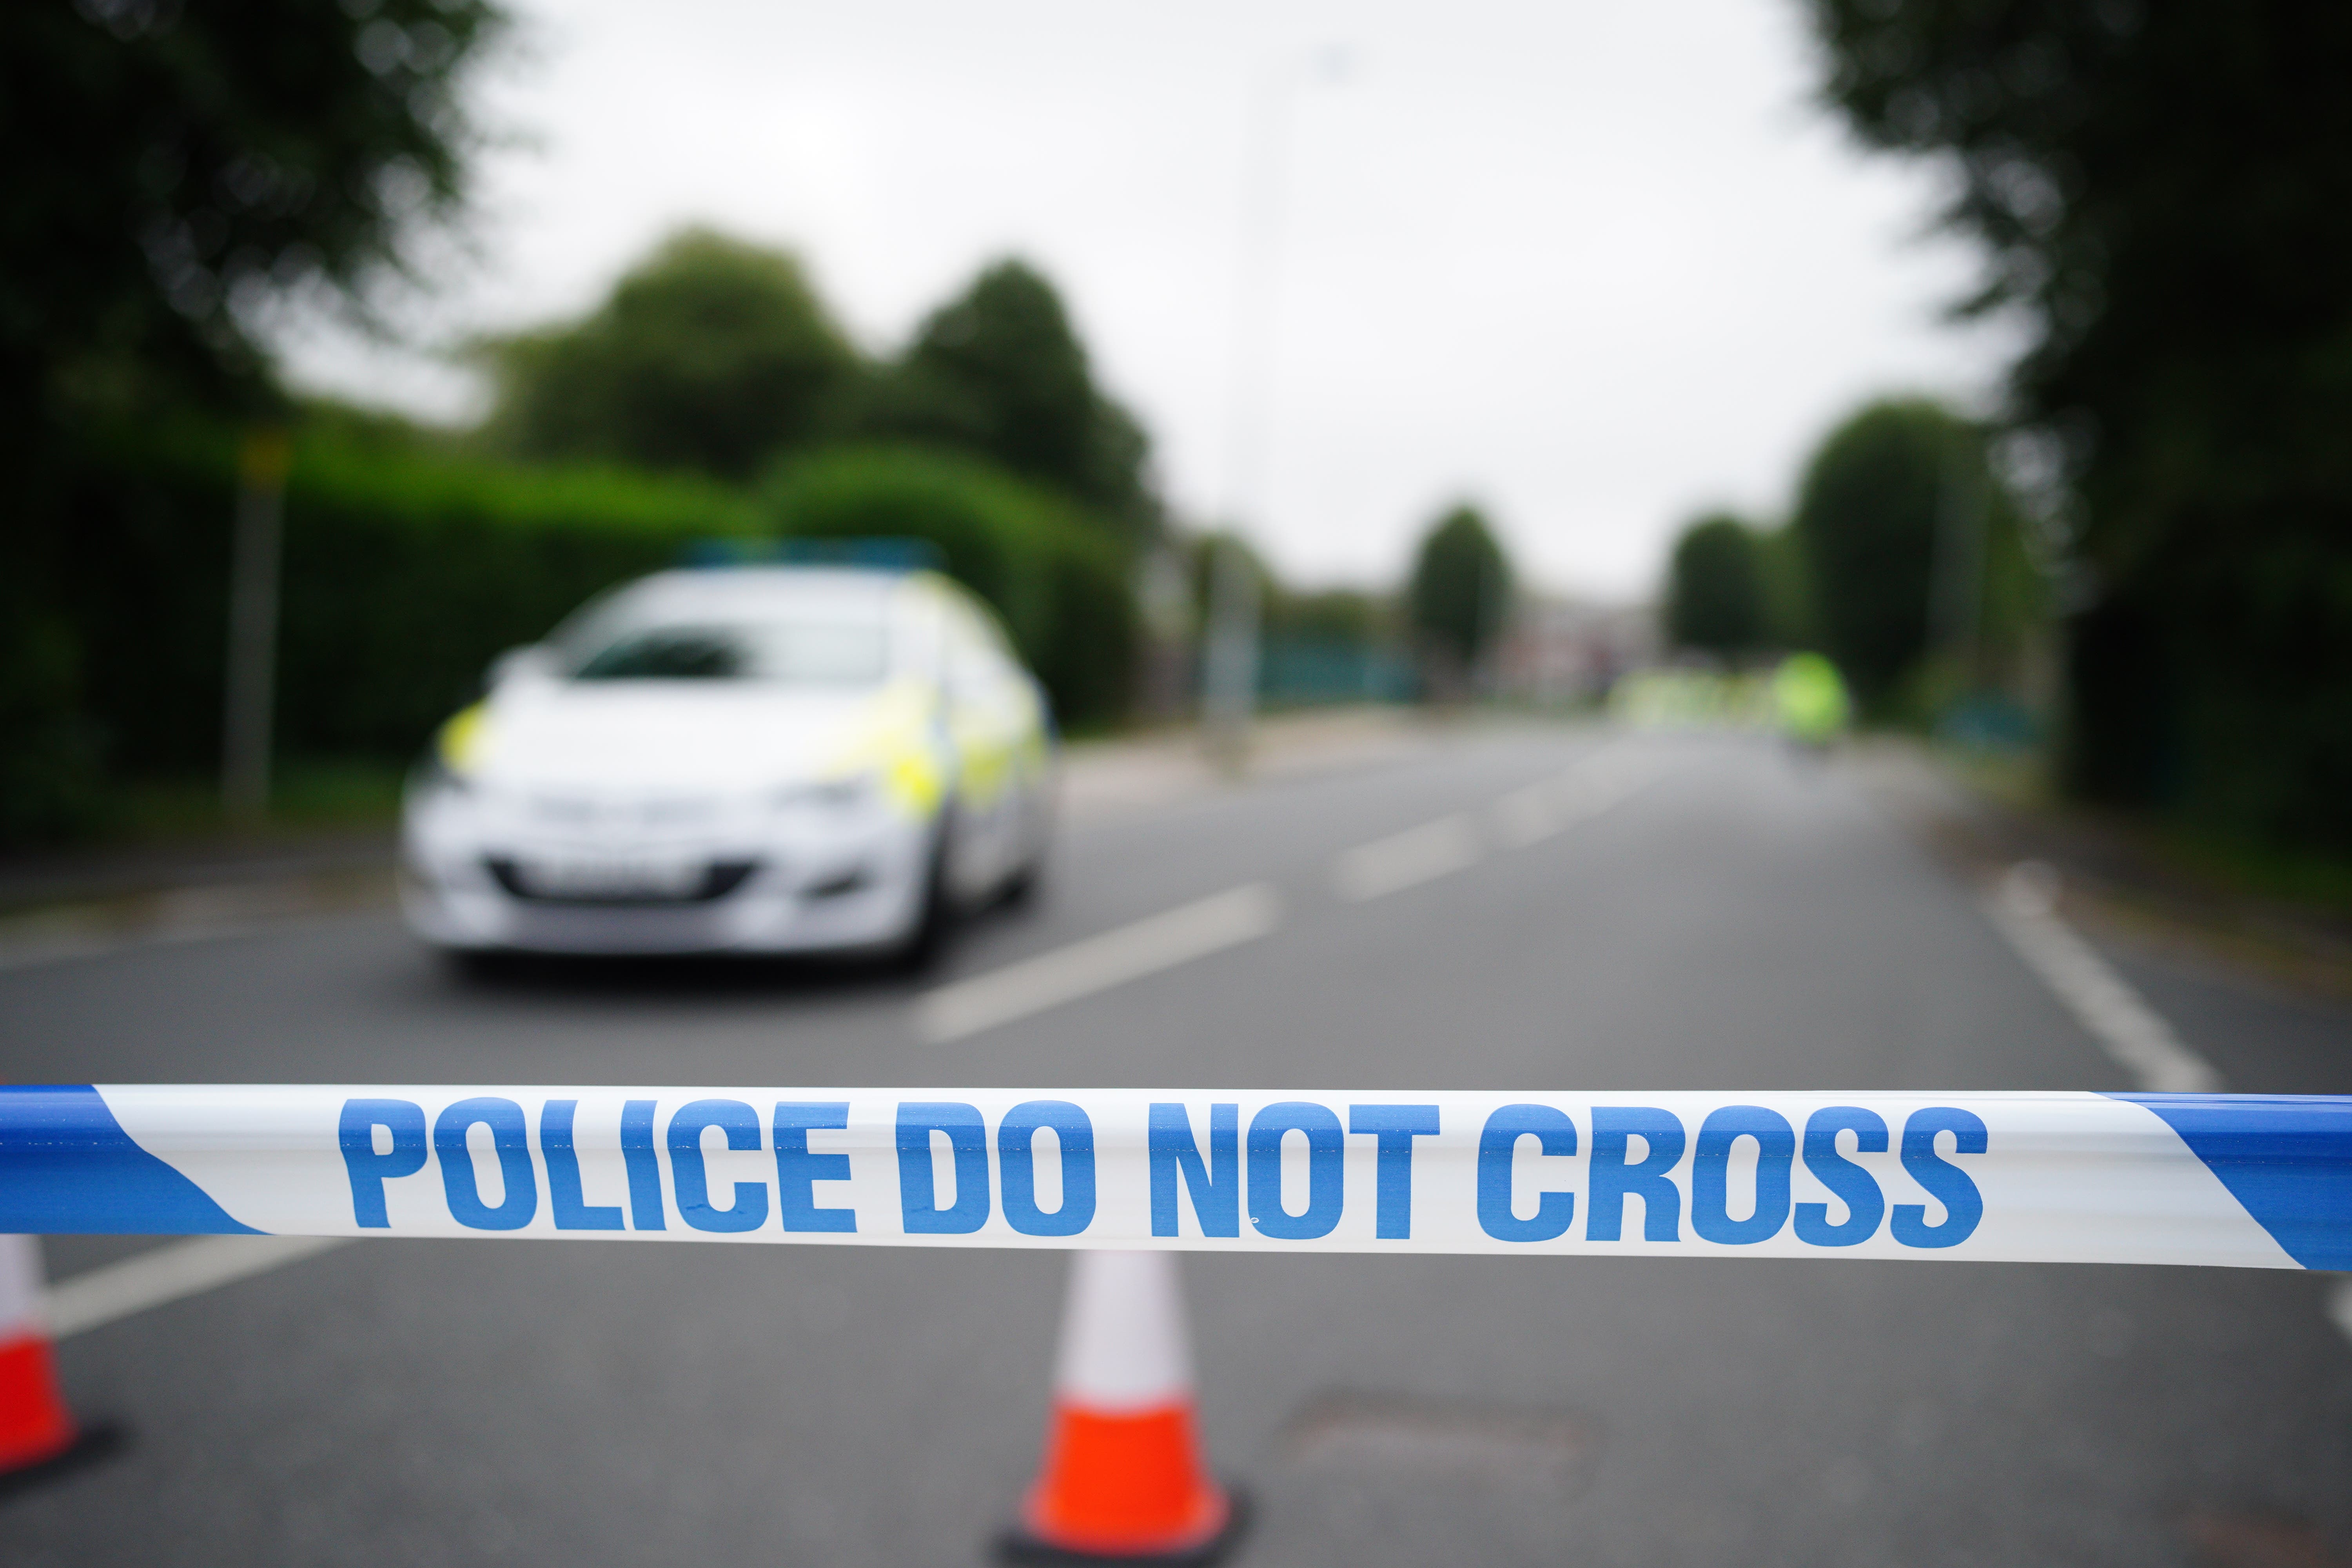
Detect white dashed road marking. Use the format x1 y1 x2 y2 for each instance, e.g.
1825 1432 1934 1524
47 1234 350 1340
1332 815 1484 902
918 883 1282 1044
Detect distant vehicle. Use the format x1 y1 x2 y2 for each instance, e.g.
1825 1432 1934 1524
399 566 1054 964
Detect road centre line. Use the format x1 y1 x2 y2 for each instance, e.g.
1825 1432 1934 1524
922 751 1660 1040
1983 862 2223 1094
1493 751 1662 848
1342 750 1665 901
1488 784 1559 848
917 883 1281 1044
1332 815 1483 902
47 1234 349 1340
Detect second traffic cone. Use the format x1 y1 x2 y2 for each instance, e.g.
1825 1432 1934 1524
0 1235 79 1476
1000 1250 1244 1565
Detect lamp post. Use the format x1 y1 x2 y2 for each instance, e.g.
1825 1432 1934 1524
1202 44 1352 771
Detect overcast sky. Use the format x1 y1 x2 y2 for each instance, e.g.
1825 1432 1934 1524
276 0 2018 601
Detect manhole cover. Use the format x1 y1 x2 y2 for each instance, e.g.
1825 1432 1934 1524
2186 1513 2350 1568
1278 1391 1599 1492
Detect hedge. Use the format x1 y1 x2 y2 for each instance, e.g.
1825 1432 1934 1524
49 426 759 788
30 426 1135 835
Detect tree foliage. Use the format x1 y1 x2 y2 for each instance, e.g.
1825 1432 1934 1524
1 0 504 842
2 0 501 417
1755 525 1818 655
858 260 1157 548
44 426 759 793
1270 589 1389 647
1180 531 1275 625
475 245 1162 553
478 229 858 483
1407 504 1513 678
1803 0 2352 847
1791 399 2009 714
1665 514 1770 657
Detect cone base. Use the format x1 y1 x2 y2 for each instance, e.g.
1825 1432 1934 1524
0 1420 125 1499
996 1487 1250 1567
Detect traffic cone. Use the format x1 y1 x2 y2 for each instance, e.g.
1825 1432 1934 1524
0 1234 115 1493
1000 1250 1245 1565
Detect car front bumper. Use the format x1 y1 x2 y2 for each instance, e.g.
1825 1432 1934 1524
399 803 933 956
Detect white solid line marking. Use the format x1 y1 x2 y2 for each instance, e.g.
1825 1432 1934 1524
0 920 285 974
47 1234 350 1340
0 938 122 973
1332 815 1483 902
1983 862 2222 1094
918 883 1281 1043
0 896 414 974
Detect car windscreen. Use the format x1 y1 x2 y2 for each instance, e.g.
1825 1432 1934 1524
567 619 888 685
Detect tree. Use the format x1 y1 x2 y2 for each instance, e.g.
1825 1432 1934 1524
478 229 858 482
2 0 503 420
1755 525 1818 654
1664 514 1770 657
1182 531 1276 626
1788 400 1979 714
858 259 1158 547
1802 0 2352 848
1 0 504 842
1269 588 1389 648
1407 504 1513 690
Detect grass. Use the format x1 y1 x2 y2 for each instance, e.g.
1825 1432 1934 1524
99 758 406 846
1936 738 2352 924
1938 741 2057 813
2154 828 2352 923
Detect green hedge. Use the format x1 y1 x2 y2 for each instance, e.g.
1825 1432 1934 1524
52 426 759 788
25 427 1135 841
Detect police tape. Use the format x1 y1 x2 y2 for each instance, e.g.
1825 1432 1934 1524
1 1085 2345 1269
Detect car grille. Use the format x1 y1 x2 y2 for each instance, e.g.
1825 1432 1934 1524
484 857 760 906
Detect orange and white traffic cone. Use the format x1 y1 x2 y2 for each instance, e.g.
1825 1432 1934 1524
1000 1250 1245 1565
0 1234 112 1492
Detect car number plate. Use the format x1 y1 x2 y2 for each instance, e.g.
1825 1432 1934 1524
516 854 702 900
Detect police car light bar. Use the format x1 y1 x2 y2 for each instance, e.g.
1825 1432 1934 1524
680 537 945 572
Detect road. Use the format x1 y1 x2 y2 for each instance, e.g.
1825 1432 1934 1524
2 725 2348 1566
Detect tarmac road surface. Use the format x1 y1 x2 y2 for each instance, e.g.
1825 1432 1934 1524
1 724 2347 1567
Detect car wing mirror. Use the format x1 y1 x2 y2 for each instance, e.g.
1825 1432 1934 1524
487 644 555 691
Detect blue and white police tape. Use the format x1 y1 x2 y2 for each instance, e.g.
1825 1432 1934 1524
1 1086 2346 1268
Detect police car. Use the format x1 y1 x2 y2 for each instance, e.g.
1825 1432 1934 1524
399 564 1055 963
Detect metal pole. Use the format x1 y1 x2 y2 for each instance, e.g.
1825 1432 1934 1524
1204 45 1350 770
221 427 291 829
1477 544 1504 699
1201 541 1262 770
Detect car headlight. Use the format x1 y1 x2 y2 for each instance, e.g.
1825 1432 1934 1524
770 770 880 813
409 702 489 803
